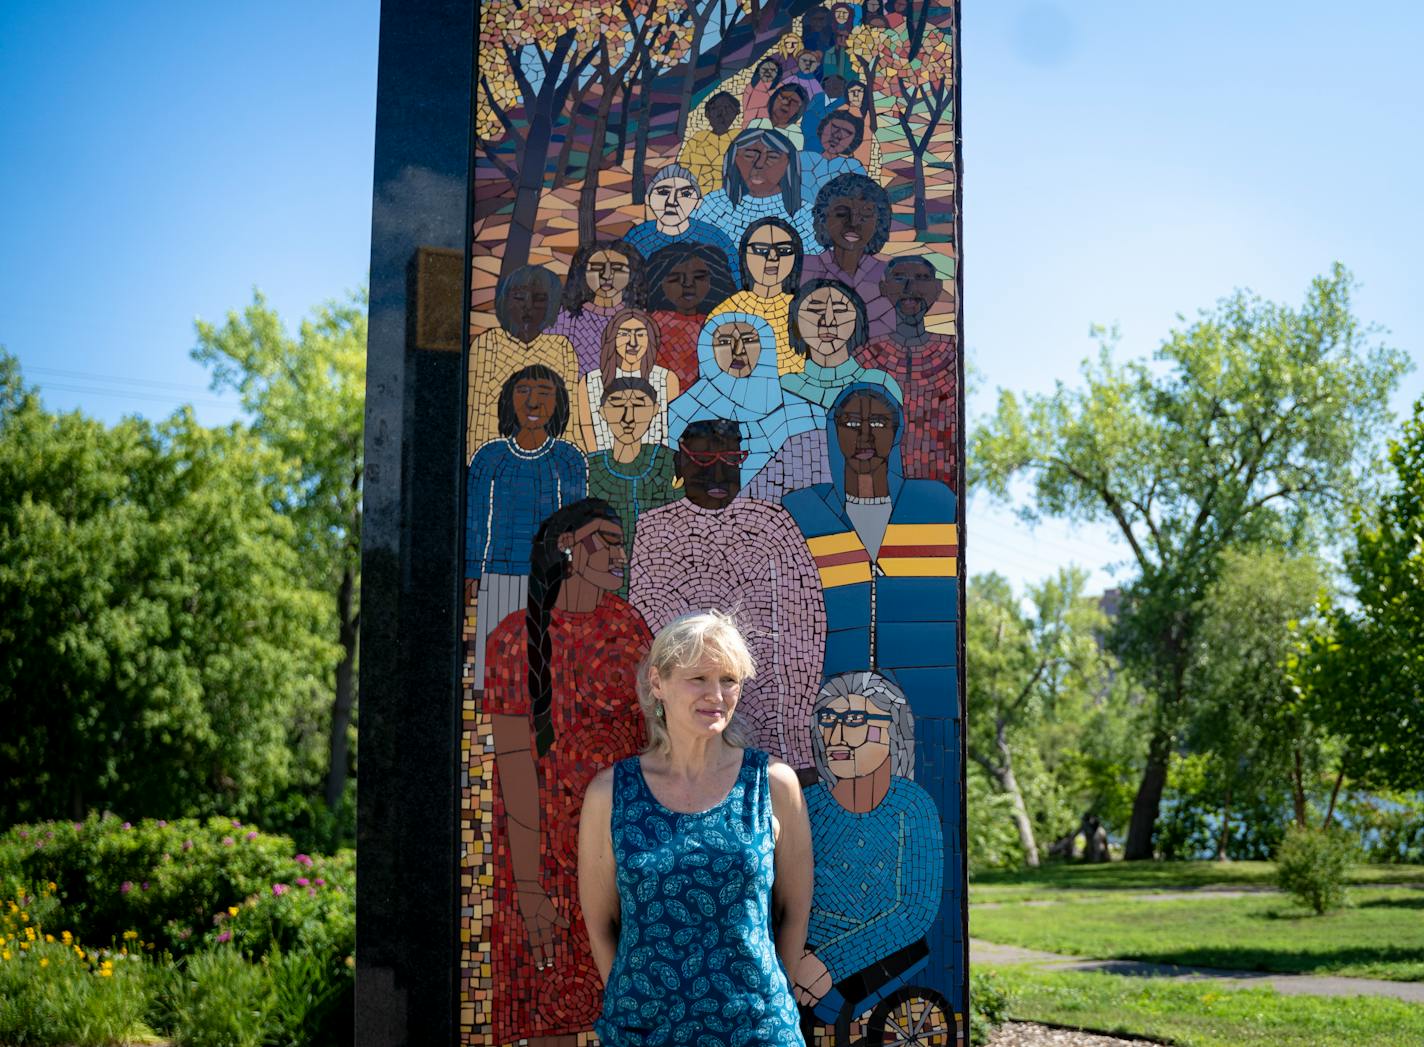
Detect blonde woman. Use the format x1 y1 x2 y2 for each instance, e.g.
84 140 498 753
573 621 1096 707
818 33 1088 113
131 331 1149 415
579 611 813 1045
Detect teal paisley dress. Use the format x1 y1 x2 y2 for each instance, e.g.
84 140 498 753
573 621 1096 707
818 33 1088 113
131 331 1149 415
596 748 804 1046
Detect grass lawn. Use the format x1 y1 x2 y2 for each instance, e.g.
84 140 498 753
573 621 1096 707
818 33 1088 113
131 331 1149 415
985 965 1424 1047
972 887 1424 981
969 861 1424 903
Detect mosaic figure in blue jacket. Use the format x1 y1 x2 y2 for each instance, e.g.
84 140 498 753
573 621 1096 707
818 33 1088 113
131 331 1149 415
666 311 822 485
465 365 587 684
793 671 943 1023
782 382 958 717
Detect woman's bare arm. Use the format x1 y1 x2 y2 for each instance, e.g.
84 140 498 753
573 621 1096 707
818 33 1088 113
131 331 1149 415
578 767 620 984
768 757 813 977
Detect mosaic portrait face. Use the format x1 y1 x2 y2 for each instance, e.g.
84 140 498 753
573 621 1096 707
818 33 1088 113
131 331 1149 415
504 276 551 340
676 429 746 509
819 116 857 157
846 83 866 108
711 320 762 378
755 59 779 85
648 177 701 228
663 255 713 315
613 316 652 370
744 224 797 291
769 88 804 127
601 388 656 445
817 692 893 780
512 375 559 435
586 249 631 303
734 141 790 198
835 391 897 479
561 517 627 593
796 284 858 359
797 51 820 74
824 193 880 252
708 97 739 134
880 260 942 321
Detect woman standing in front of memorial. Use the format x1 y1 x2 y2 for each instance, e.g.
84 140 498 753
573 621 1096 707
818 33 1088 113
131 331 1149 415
579 612 813 1045
485 498 653 1045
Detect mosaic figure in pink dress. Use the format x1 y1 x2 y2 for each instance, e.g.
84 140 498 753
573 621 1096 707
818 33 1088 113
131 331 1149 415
628 418 826 771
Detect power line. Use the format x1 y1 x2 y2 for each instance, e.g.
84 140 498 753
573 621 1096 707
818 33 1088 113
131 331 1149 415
36 382 239 411
24 365 225 396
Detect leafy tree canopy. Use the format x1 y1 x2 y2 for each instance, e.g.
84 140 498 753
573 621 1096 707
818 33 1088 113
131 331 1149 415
0 351 337 825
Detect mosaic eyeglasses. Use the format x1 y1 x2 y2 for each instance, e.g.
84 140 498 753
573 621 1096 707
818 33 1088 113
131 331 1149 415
815 709 894 729
679 446 750 467
746 243 798 258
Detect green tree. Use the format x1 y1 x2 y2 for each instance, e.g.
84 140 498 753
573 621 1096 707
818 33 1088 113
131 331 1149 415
193 292 365 816
973 265 1409 859
967 569 1126 867
1187 548 1328 853
1296 394 1424 793
0 353 336 823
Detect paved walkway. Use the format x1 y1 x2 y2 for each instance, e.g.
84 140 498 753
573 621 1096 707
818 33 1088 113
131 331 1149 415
971 938 1424 1004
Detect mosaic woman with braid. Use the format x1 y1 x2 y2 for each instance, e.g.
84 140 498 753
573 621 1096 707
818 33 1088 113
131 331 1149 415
485 498 652 1044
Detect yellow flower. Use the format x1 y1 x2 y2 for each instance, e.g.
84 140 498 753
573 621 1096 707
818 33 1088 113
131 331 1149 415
75 947 85 960
61 931 72 945
123 930 138 941
24 927 35 942
98 967 113 978
228 906 240 917
19 942 28 950
44 933 54 943
1 950 9 961
18 912 27 922
39 957 49 968
46 882 56 892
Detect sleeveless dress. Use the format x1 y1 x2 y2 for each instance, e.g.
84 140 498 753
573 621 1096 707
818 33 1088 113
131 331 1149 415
596 748 804 1046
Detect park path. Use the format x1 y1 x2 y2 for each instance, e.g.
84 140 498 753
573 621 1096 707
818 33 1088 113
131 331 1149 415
970 938 1424 1004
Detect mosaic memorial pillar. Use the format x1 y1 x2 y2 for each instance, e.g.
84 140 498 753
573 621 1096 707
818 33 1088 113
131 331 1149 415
361 0 965 1042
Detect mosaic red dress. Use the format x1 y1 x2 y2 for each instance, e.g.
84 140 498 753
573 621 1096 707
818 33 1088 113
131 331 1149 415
649 309 705 392
486 596 652 1041
856 333 959 488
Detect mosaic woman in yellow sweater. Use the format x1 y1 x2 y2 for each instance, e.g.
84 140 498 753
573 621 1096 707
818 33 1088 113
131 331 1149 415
707 215 807 376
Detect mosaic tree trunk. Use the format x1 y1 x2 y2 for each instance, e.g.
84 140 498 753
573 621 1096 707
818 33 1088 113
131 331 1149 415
466 1 965 1043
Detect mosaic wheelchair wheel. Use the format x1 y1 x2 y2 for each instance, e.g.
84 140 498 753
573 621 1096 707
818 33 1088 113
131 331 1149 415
865 985 956 1046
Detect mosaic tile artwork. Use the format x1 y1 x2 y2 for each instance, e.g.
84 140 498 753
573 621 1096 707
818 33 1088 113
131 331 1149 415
464 1 962 1042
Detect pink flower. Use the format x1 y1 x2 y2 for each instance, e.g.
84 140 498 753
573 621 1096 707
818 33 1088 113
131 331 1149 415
18 830 27 840
308 887 318 897
294 854 313 868
295 877 310 887
178 928 192 940
72 823 83 832
217 930 231 943
141 882 150 891
271 883 288 897
121 882 133 894
314 878 325 887
232 820 242 828
182 839 193 851
122 822 132 830
222 837 234 847
157 820 167 828
245 831 257 841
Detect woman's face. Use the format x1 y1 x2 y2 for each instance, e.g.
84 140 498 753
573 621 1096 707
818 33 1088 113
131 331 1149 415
817 692 892 780
651 652 741 740
796 285 857 358
757 61 778 85
819 117 856 157
585 249 631 303
613 317 650 370
833 5 851 25
770 88 804 126
824 193 879 252
561 518 627 593
711 320 762 377
663 256 712 315
743 223 798 292
512 375 558 435
733 142 790 198
846 84 865 109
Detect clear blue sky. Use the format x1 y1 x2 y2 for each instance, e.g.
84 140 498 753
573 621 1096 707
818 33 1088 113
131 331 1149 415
2 1 1420 595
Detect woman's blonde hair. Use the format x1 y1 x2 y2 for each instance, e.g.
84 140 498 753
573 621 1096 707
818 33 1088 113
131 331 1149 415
637 610 756 755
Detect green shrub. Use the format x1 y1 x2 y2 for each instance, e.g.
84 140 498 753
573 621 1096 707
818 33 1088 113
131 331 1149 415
1 814 329 956
969 967 1011 1046
0 936 150 1047
162 947 273 1047
1276 824 1357 914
